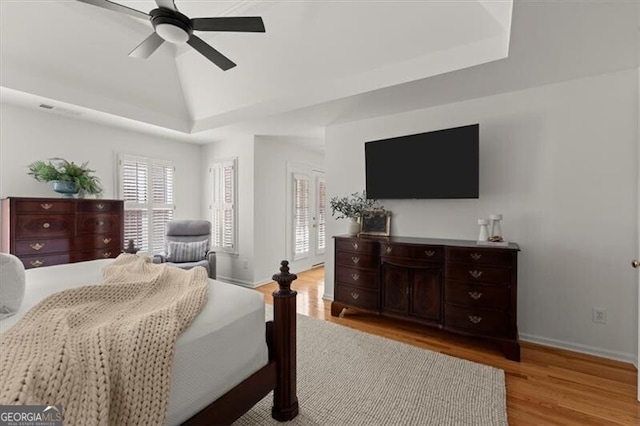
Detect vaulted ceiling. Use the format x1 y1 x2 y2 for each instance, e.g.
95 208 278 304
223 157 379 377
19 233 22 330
1 0 637 146
1 0 512 136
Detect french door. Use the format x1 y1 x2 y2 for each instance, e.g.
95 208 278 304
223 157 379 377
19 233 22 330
289 163 326 270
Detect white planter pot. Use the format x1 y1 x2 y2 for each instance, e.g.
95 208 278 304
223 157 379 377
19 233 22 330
347 218 360 236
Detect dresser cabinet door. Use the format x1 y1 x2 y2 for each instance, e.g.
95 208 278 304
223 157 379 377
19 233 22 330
381 263 409 314
410 267 442 321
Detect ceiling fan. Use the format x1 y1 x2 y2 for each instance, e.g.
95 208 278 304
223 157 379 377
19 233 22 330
75 0 265 71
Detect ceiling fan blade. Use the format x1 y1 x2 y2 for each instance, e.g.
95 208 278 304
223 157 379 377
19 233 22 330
187 35 236 71
155 0 178 11
191 17 265 33
74 0 149 21
129 32 165 59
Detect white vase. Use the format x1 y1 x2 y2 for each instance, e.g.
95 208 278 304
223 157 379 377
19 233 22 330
347 218 360 236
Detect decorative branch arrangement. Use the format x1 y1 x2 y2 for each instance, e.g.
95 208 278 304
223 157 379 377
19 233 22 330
329 191 384 220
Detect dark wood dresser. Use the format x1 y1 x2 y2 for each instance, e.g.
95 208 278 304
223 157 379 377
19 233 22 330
1 197 124 269
332 235 521 361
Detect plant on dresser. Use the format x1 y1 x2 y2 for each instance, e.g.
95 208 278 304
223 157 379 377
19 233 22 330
1 197 124 269
27 158 103 198
332 235 521 361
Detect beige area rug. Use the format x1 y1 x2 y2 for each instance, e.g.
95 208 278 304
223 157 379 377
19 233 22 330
233 305 508 426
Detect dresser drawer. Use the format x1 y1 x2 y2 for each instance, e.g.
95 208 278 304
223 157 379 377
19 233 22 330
446 263 511 285
13 200 74 214
335 238 377 255
335 266 378 290
15 215 74 238
20 253 71 269
76 213 121 235
445 281 510 309
380 244 443 261
15 238 71 256
74 235 122 250
76 200 122 213
335 285 379 310
444 304 508 337
446 247 514 266
74 249 119 262
336 251 377 269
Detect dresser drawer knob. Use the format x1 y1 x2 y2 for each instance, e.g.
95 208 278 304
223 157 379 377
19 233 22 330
42 222 51 229
468 291 483 300
351 273 360 281
469 270 483 279
425 250 435 257
97 220 105 226
352 242 359 250
385 246 393 254
470 253 482 261
29 242 45 251
96 203 105 210
30 260 44 267
351 256 360 264
468 315 482 324
40 203 53 210
103 252 112 258
350 292 360 300
103 237 112 244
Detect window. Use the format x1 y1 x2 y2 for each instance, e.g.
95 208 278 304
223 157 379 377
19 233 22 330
210 158 237 253
119 155 174 254
293 173 310 260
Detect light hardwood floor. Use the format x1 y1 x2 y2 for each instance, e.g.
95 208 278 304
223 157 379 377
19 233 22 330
256 266 639 426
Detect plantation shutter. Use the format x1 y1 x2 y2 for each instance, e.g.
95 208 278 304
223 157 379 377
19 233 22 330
151 163 174 254
293 173 310 260
316 176 326 253
211 159 236 253
119 155 174 254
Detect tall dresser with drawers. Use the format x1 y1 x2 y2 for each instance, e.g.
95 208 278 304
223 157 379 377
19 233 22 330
332 235 520 361
1 197 124 269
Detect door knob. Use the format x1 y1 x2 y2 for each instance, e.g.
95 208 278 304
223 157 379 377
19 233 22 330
632 260 640 268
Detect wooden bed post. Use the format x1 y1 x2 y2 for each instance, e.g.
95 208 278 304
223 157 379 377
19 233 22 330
271 260 299 421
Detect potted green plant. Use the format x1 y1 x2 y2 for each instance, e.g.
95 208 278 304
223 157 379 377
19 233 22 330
330 191 384 235
27 158 103 198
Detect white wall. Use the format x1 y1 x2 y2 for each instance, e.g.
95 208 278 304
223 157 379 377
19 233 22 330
254 136 324 284
0 104 202 238
200 135 255 285
325 68 639 362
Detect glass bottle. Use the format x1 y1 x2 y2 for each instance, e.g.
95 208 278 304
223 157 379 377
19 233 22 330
490 214 503 240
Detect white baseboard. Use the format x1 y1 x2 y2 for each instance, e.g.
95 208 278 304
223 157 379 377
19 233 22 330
322 292 333 301
520 332 636 365
216 275 259 288
253 277 276 288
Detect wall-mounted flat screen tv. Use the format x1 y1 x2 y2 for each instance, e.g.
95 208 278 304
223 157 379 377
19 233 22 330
365 124 479 199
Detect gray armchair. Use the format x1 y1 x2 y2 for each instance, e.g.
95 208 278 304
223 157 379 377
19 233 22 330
152 220 216 279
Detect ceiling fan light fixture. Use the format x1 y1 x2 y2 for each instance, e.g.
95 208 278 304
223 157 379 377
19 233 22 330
155 23 189 44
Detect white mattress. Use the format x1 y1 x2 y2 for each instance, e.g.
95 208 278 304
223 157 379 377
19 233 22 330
0 259 269 425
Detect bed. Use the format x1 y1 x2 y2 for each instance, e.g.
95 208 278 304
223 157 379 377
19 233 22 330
0 257 299 425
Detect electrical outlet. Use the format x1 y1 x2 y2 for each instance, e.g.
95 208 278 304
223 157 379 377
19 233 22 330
592 308 607 324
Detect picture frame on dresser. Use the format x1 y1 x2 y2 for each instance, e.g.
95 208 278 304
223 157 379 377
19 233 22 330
359 210 391 236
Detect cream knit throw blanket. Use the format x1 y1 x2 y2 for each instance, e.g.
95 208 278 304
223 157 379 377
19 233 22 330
0 254 209 425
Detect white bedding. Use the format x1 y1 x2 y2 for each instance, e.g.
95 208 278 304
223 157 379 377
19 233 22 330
0 259 269 425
